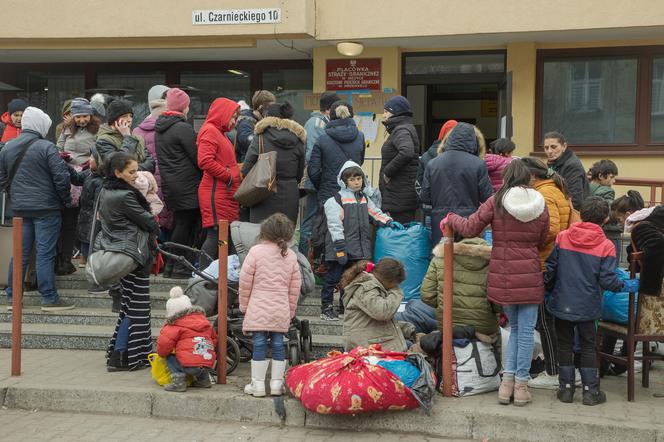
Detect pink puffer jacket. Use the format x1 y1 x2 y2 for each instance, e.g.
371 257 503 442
239 242 301 333
484 153 514 193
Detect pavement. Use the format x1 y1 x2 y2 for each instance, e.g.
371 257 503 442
1 349 664 441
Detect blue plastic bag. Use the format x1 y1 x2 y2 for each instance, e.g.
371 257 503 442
600 268 638 325
374 223 431 300
376 359 421 388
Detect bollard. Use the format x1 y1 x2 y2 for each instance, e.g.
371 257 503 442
11 217 23 376
441 225 454 396
216 220 229 384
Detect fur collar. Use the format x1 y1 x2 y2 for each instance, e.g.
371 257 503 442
254 116 307 143
103 176 152 214
432 239 492 259
501 187 545 222
166 306 206 324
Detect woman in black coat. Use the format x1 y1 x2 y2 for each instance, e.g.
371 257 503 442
379 95 420 224
543 131 589 210
154 101 202 278
241 102 305 224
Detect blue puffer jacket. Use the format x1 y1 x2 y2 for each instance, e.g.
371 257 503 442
0 108 71 217
308 118 365 204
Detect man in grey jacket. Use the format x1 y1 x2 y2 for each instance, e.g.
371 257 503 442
0 106 75 311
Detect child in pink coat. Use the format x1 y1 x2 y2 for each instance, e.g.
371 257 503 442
485 138 516 192
239 213 301 397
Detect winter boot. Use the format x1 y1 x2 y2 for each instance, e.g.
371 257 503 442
270 359 287 396
191 369 212 388
106 351 129 372
165 373 187 392
513 380 532 407
556 366 576 403
244 360 269 397
580 367 607 406
498 373 515 405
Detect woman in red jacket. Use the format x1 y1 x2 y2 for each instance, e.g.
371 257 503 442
197 98 241 268
442 160 549 407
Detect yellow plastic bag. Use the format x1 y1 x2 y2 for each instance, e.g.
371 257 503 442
148 353 172 386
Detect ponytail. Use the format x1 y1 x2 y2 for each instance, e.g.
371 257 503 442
521 156 569 198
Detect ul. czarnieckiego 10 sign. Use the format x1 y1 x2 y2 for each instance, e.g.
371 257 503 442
193 8 281 25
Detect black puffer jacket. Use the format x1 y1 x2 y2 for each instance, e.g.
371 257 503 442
241 117 306 224
234 109 259 163
308 117 365 205
154 113 202 211
379 115 419 214
420 122 493 246
71 168 104 244
548 148 589 210
95 177 160 268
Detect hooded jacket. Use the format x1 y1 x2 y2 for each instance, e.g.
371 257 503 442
197 98 241 228
0 107 71 217
95 124 155 173
534 179 571 267
342 272 407 352
302 111 328 191
548 148 589 210
484 153 513 193
421 238 500 335
379 115 420 214
324 161 391 262
308 117 365 204
234 109 259 162
241 116 305 224
544 222 624 322
154 112 202 211
133 115 162 185
447 188 550 305
421 123 493 246
156 307 218 368
0 112 21 143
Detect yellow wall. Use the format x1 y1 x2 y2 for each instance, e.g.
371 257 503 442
506 42 537 157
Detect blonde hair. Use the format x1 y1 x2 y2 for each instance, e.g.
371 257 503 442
334 105 351 119
436 130 453 154
436 124 487 158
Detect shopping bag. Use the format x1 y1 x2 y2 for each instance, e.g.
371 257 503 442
233 135 277 207
148 353 172 386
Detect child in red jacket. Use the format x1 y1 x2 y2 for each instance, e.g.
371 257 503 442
157 287 217 392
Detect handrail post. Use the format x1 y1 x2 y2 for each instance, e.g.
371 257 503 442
11 217 23 376
216 220 229 384
441 225 454 396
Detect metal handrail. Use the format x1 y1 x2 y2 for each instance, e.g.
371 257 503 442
615 177 664 206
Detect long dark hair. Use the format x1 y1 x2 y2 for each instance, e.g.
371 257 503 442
495 160 533 213
103 151 137 178
611 190 645 215
65 115 101 136
521 157 568 198
259 213 294 257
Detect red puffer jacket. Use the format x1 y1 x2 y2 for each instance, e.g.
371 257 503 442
447 187 549 305
197 98 241 228
1 112 21 143
156 308 217 368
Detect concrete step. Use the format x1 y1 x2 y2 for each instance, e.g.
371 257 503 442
1 289 170 310
55 269 188 293
0 307 167 328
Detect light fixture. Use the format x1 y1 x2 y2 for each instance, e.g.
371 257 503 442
336 41 364 57
227 69 245 76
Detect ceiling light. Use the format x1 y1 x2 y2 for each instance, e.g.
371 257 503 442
227 69 245 75
337 42 364 57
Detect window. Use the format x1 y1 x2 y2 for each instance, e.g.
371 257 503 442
262 68 312 125
97 72 166 127
536 47 664 153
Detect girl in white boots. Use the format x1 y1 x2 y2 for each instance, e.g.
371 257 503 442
238 213 302 396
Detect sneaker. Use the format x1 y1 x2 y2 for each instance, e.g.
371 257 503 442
6 305 12 311
320 307 339 321
41 299 75 312
528 372 559 390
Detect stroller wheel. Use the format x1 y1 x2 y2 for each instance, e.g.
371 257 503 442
288 344 300 366
301 335 312 363
226 336 241 375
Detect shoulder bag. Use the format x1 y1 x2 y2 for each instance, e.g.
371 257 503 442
233 135 277 207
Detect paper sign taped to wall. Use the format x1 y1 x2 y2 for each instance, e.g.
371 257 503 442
303 91 398 112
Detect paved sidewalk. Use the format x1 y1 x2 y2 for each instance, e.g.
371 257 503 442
1 349 664 441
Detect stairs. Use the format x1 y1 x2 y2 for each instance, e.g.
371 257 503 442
0 267 344 358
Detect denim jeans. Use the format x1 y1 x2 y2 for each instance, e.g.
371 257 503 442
166 354 204 376
503 303 539 382
114 317 130 352
6 214 62 305
298 192 318 255
252 331 285 361
321 260 350 310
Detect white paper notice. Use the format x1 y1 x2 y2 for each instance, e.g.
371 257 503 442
354 116 379 144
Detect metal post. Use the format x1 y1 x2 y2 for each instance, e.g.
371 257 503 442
441 225 454 396
216 220 229 384
11 217 23 376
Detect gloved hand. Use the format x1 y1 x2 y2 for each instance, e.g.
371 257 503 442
439 212 454 232
59 151 72 163
333 239 347 266
388 220 404 230
623 278 640 293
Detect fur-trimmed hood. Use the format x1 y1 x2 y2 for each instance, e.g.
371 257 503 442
432 237 491 271
254 116 307 144
501 187 546 223
166 306 207 324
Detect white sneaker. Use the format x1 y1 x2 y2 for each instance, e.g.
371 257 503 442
528 373 559 390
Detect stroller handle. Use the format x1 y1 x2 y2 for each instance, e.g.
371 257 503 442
156 244 218 285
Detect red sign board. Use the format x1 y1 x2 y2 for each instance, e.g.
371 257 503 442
326 58 381 91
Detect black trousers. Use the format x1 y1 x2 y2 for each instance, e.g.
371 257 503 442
536 303 559 375
556 318 597 368
57 207 80 263
200 226 236 270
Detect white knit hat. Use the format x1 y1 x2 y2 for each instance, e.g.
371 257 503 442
166 286 192 319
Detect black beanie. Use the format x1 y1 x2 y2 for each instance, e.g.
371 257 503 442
7 98 28 115
383 95 412 117
319 92 341 111
265 102 294 119
106 99 133 125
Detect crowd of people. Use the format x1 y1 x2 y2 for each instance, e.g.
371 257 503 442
0 86 660 407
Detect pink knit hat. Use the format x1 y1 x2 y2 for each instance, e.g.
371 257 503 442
166 88 190 113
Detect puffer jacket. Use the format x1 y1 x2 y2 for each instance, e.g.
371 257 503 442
239 242 301 333
197 98 241 229
421 238 499 335
534 179 571 267
0 109 71 217
302 111 328 190
70 169 103 244
154 112 201 211
0 112 20 143
241 116 306 224
484 153 513 193
234 109 259 162
95 177 159 268
447 188 550 305
342 272 406 352
379 115 419 214
157 307 217 368
421 123 493 246
324 161 391 262
95 124 155 173
308 117 365 204
545 222 624 322
548 148 589 210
